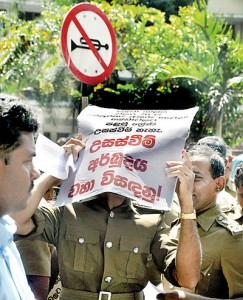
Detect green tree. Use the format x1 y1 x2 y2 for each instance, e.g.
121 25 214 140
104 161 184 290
153 2 243 144
0 3 73 104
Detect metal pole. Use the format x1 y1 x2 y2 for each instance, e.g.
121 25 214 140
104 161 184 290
81 82 89 112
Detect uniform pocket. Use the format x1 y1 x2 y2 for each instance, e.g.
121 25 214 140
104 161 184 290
116 235 151 279
198 256 214 293
64 225 100 272
146 253 161 285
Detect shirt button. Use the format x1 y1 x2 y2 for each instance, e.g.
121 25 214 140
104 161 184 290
78 237 85 244
105 276 112 283
133 247 139 253
110 211 114 218
106 241 113 248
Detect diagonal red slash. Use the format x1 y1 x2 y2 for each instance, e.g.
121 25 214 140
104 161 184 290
73 16 107 71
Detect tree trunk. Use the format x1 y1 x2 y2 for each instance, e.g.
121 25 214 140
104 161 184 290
215 111 223 137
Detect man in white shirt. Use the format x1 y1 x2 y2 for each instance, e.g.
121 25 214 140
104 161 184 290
0 94 40 300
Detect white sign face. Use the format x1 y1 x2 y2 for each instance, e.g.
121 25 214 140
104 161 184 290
61 3 117 84
54 105 198 210
67 11 113 76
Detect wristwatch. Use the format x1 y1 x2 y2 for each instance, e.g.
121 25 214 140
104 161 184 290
178 209 196 220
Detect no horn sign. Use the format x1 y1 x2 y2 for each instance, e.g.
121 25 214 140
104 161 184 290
61 3 117 85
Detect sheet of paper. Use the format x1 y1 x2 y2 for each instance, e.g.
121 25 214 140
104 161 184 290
34 133 77 180
143 282 164 299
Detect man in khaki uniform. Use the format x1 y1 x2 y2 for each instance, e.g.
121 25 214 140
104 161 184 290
162 145 243 299
13 135 201 300
228 162 243 225
15 184 60 300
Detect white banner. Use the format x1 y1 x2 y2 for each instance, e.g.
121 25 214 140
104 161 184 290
34 105 198 210
51 105 198 210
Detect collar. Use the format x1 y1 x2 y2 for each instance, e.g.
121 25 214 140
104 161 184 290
86 195 136 213
0 215 16 248
197 205 222 231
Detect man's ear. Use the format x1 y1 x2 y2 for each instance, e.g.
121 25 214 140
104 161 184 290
215 176 225 192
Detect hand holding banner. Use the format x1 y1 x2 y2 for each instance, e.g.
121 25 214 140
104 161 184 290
34 105 198 210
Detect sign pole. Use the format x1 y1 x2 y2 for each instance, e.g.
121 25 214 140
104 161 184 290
81 82 89 112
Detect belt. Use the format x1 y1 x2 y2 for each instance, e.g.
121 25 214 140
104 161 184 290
61 287 144 300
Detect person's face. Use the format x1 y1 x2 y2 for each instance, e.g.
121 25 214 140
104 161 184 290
225 154 233 182
191 158 223 212
236 183 243 209
0 132 40 216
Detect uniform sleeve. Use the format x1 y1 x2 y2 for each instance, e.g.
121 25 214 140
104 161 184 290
221 234 243 297
15 203 63 247
15 240 53 276
151 215 179 287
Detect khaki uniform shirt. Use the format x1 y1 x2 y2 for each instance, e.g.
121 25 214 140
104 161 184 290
15 240 54 276
16 197 178 299
15 198 56 277
196 206 243 298
164 205 243 298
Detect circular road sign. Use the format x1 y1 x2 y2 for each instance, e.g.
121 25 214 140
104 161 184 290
61 3 117 85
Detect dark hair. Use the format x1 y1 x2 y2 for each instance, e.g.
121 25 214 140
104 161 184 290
197 136 226 158
0 94 38 162
235 162 243 189
187 144 225 179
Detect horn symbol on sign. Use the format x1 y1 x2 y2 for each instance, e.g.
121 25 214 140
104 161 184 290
71 37 109 52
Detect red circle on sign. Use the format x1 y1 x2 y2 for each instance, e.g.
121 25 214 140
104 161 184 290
61 3 117 84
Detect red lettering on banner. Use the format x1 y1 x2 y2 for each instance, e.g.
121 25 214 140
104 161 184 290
141 186 156 203
100 170 162 204
142 135 156 148
90 135 156 153
133 159 147 172
68 183 79 197
88 158 99 172
102 138 115 148
123 155 134 171
110 152 123 168
101 170 114 185
156 185 162 201
88 153 148 173
78 181 95 194
113 175 128 188
128 135 142 146
115 136 129 146
128 181 142 197
68 180 95 198
90 140 102 153
99 153 110 166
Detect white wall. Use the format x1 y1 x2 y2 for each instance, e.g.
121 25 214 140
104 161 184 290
207 0 243 40
0 0 42 13
207 0 243 24
24 99 77 142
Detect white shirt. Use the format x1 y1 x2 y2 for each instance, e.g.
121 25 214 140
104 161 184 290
0 215 36 300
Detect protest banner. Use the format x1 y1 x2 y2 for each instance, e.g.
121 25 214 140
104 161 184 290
52 105 198 210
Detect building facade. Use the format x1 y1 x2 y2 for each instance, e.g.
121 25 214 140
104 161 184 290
207 0 243 40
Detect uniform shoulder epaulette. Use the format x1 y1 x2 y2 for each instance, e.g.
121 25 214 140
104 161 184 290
216 214 243 236
220 203 235 213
